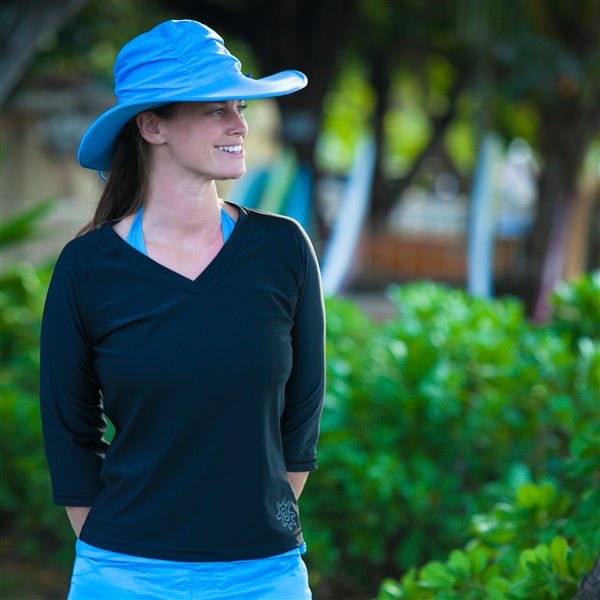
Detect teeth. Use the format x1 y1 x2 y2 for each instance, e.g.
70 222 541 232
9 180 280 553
218 145 242 153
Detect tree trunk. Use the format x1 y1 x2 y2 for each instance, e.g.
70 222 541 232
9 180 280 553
369 50 393 229
572 549 600 600
528 103 596 320
563 156 600 279
253 0 359 166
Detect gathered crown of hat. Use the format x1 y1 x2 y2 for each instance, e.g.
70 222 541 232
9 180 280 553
78 19 307 172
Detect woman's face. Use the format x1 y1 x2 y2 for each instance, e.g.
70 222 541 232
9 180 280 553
149 100 248 182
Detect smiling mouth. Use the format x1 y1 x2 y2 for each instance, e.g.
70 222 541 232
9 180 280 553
217 145 243 153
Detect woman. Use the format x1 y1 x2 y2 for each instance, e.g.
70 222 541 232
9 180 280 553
40 19 325 600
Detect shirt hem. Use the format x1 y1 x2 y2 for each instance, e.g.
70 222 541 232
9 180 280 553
285 461 317 472
79 531 305 563
53 494 97 506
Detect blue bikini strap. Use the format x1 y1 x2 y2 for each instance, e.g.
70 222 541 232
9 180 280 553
125 205 235 256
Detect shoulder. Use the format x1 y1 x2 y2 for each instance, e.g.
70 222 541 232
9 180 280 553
243 207 312 247
57 226 108 262
51 226 112 283
241 208 320 283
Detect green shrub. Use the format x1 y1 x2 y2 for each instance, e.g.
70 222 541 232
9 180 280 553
0 205 73 565
376 428 599 599
550 270 600 342
302 274 599 599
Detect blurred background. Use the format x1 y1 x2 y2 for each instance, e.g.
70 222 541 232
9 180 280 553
1 1 599 599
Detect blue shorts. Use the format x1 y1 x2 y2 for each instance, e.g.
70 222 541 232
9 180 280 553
67 540 312 600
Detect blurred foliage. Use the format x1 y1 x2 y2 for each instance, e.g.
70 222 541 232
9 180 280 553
316 0 599 174
301 274 600 598
489 0 600 109
25 0 172 83
0 200 54 250
376 429 599 599
24 0 259 88
550 270 600 343
316 60 376 173
0 206 72 565
316 53 478 177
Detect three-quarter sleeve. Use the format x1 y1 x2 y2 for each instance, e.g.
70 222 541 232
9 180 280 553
281 228 326 471
40 243 108 506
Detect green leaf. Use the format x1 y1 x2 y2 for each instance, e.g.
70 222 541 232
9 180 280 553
469 547 489 576
400 567 424 596
516 482 540 508
378 578 405 598
419 562 457 589
519 548 539 570
508 577 538 599
537 483 557 509
0 199 54 249
447 549 471 579
486 576 511 600
550 536 570 576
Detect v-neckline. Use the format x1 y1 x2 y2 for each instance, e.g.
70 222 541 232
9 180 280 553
104 204 248 287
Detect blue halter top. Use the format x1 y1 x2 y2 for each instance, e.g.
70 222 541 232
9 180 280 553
126 205 235 255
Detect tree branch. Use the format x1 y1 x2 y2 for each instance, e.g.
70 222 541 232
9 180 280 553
371 67 470 225
0 0 87 105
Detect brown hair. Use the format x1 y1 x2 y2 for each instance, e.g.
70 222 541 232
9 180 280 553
77 103 178 236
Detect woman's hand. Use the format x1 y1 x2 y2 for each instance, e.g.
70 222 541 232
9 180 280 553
65 506 92 538
286 472 309 499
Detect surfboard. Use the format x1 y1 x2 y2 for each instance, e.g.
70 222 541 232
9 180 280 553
320 137 376 296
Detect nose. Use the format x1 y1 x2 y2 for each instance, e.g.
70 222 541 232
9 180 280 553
227 106 248 137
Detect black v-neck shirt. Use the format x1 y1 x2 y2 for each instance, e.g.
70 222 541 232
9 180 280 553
40 206 325 561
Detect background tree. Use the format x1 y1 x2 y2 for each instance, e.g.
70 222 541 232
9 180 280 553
0 0 85 104
329 0 599 313
475 0 600 317
127 0 600 313
4 0 597 313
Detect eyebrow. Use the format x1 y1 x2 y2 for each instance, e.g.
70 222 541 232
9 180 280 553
205 100 245 107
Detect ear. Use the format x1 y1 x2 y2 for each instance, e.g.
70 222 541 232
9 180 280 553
136 111 166 145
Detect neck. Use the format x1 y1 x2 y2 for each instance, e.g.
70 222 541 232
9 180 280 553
142 177 222 236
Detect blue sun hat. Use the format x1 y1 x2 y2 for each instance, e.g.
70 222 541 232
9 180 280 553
77 19 307 172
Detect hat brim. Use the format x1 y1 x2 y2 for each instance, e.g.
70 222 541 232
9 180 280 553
78 70 307 172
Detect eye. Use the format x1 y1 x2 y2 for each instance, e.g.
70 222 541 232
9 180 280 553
237 102 248 114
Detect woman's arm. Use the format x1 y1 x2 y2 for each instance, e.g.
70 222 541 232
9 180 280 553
40 243 106 511
66 506 91 538
287 471 309 499
280 225 326 476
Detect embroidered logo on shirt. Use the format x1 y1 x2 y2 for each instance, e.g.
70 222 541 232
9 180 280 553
275 499 297 530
